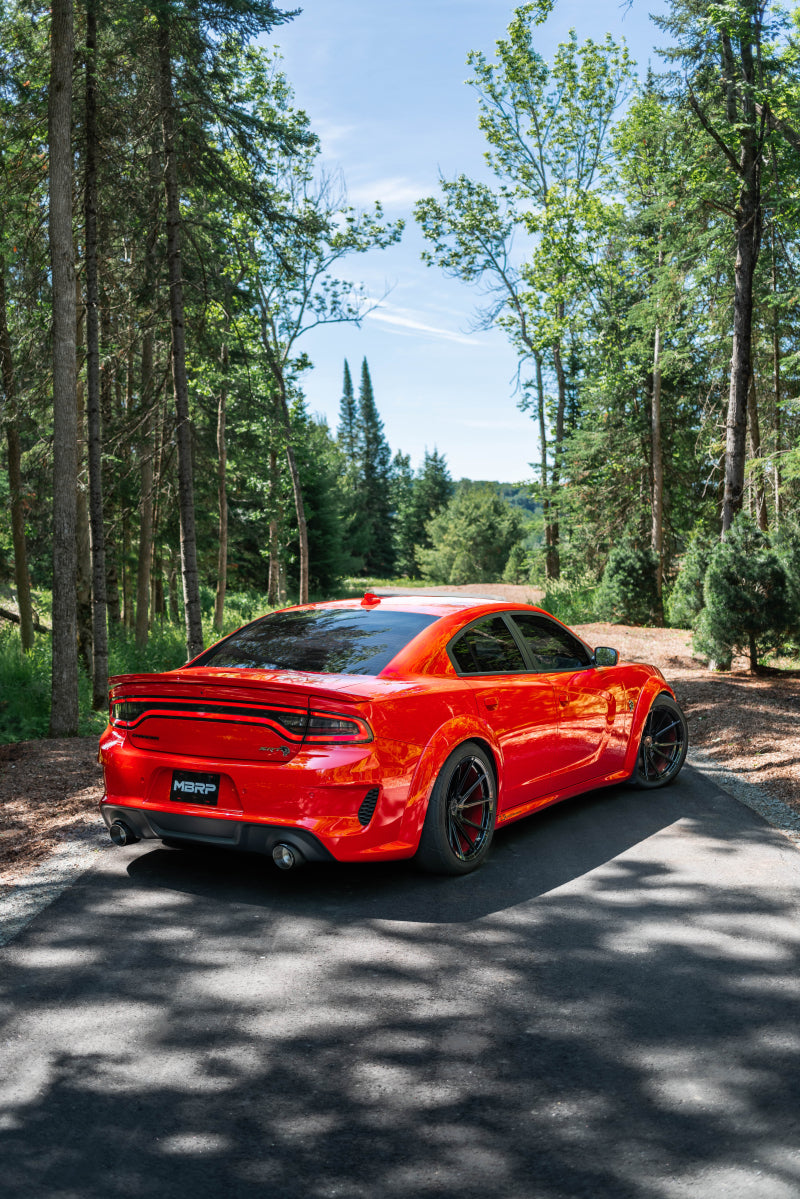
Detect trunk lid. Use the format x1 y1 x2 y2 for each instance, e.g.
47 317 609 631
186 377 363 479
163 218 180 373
109 669 331 763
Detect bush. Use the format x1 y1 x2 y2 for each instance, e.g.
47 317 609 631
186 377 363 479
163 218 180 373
666 535 714 628
540 572 598 625
594 543 659 625
692 515 792 671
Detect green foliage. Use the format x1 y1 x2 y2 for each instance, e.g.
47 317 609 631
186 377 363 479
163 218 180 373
666 535 714 628
393 448 454 577
417 486 525 584
292 416 347 597
595 543 660 625
337 360 357 459
772 519 800 630
693 517 792 671
0 592 270 745
0 627 54 743
540 572 598 626
502 542 530 584
355 358 395 576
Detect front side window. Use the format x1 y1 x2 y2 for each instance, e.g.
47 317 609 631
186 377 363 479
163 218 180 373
509 614 592 673
449 616 527 675
192 608 437 676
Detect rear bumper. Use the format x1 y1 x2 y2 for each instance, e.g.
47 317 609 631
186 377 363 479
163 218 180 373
100 803 335 862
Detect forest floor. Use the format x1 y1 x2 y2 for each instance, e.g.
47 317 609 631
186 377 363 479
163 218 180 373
1 580 798 888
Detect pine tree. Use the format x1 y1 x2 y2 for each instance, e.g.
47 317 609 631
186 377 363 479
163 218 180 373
417 486 524 584
357 358 394 576
694 516 791 671
394 448 454 577
391 451 416 576
338 360 357 459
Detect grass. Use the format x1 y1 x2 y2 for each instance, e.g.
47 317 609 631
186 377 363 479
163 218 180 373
0 589 272 746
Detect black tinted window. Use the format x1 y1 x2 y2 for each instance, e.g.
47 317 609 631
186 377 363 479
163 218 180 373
450 616 526 675
193 609 437 675
509 614 591 672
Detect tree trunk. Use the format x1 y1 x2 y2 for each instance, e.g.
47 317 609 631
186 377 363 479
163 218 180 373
550 334 567 581
651 319 665 612
150 392 166 627
76 374 93 678
48 0 79 736
213 337 228 633
272 379 309 604
134 332 154 649
747 370 768 531
268 450 279 606
158 19 204 659
534 351 558 582
167 548 180 624
100 295 120 628
771 227 782 522
0 254 35 652
121 512 132 630
720 29 762 536
85 0 109 707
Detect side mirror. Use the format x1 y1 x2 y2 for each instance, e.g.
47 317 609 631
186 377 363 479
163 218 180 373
593 646 619 668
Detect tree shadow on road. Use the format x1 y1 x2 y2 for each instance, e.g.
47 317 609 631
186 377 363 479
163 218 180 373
1 769 798 1199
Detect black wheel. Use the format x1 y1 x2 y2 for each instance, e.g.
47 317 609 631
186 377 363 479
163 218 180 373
631 695 688 788
416 741 497 875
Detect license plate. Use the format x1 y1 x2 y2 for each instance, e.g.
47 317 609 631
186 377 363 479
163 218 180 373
170 770 221 806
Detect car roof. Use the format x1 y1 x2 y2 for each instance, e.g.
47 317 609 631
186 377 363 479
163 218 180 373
295 594 520 618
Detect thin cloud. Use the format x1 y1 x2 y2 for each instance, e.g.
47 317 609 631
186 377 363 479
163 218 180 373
348 176 430 209
313 118 357 154
366 304 482 346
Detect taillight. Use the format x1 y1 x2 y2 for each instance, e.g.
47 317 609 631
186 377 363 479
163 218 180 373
109 699 309 739
304 709 373 744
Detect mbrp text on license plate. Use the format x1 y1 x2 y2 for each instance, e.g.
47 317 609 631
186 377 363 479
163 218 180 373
170 770 221 805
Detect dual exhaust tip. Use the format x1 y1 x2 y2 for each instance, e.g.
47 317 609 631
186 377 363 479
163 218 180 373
107 821 303 871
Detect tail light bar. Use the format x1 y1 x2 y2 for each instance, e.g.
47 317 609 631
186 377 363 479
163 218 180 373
109 699 372 745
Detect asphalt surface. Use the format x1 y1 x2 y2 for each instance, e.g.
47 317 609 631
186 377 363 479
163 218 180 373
1 767 799 1199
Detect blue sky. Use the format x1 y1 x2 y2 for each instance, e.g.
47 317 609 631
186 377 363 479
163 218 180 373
267 0 668 482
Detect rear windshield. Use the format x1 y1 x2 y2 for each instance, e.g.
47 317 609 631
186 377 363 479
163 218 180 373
192 608 438 676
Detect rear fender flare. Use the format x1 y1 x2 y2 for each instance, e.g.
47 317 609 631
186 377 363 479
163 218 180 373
622 681 679 778
398 716 502 851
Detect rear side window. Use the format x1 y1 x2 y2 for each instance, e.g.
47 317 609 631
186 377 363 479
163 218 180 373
193 608 437 676
509 613 591 672
449 616 527 675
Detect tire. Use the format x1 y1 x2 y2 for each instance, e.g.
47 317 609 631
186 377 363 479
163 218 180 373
416 741 497 875
630 694 688 789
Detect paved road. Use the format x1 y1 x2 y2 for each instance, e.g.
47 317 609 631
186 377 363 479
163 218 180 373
1 768 799 1199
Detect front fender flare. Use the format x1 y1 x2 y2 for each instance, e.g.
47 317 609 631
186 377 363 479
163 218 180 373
622 680 679 779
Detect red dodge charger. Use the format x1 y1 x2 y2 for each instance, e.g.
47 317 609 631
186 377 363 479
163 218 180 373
99 594 687 875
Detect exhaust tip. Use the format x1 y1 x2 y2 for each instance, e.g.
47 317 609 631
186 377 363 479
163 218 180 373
272 842 302 871
109 820 139 847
